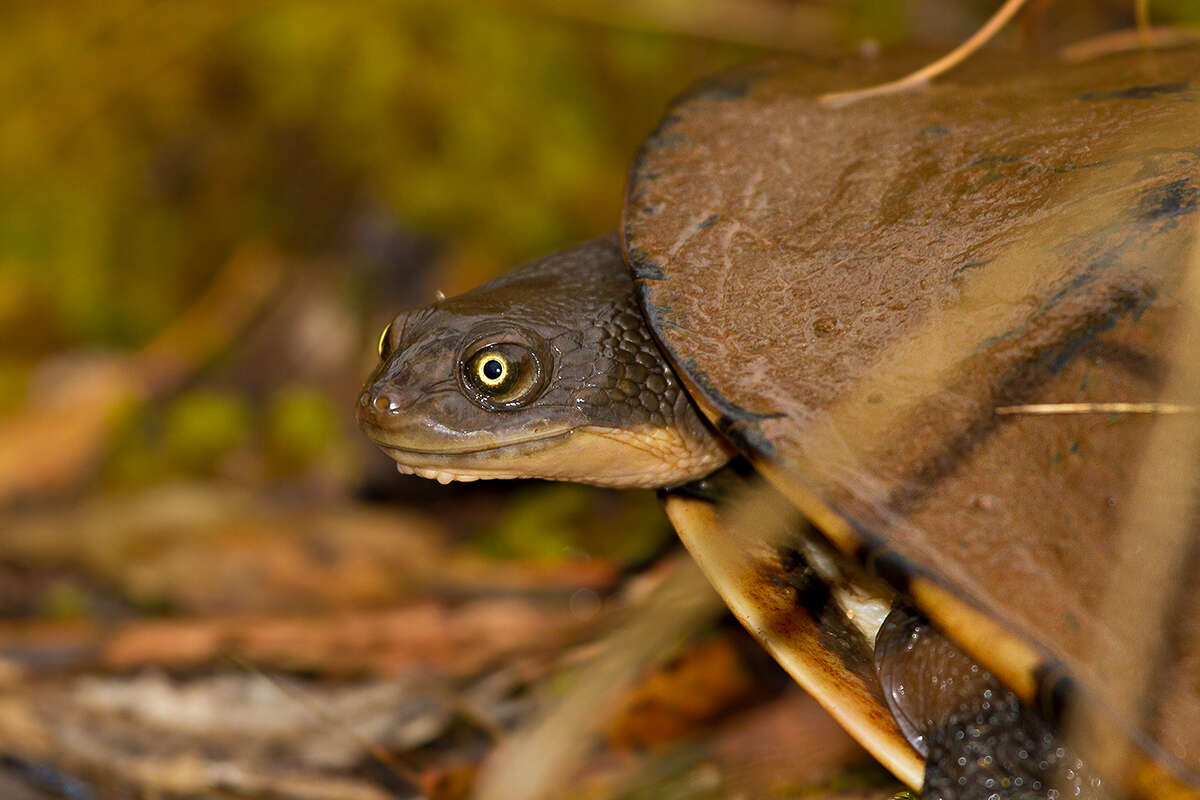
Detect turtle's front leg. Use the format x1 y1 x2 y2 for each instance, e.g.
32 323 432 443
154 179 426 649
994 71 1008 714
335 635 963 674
874 605 1107 800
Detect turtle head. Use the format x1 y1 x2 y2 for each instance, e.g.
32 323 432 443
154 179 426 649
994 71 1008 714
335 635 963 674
357 234 728 488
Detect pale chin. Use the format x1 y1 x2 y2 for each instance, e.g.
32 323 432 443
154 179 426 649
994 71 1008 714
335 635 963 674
384 424 728 489
393 461 506 484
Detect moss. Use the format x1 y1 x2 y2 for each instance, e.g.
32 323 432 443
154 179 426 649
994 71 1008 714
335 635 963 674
264 385 339 473
160 389 252 474
40 578 92 621
471 484 672 565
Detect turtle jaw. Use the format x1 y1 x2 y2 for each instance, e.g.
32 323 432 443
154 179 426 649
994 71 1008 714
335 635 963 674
360 419 729 489
361 421 573 484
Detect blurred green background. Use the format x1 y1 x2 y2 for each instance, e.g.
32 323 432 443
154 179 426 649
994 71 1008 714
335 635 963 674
5 0 1197 510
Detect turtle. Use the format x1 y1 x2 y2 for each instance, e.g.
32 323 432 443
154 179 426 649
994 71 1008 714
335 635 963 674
357 45 1200 800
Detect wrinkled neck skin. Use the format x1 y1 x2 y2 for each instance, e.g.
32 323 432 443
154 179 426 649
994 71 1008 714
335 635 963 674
357 233 729 488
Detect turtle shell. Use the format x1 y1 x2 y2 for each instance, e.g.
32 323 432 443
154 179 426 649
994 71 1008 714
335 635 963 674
624 47 1200 793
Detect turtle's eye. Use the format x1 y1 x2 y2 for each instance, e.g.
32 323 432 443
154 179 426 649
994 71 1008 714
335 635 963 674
462 342 545 409
474 352 512 390
377 321 394 360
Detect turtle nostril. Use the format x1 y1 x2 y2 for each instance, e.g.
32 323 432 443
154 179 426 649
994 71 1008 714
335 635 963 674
372 393 396 413
358 391 370 408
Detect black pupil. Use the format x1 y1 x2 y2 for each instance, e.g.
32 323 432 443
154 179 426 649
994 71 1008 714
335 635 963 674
482 358 504 381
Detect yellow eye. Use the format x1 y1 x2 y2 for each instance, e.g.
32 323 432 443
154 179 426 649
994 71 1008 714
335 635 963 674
377 321 393 360
460 338 548 410
474 352 511 389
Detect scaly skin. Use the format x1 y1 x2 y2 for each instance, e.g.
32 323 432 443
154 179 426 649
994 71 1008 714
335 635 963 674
357 233 729 488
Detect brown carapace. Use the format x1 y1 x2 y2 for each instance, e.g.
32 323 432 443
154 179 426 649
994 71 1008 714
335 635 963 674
363 45 1200 800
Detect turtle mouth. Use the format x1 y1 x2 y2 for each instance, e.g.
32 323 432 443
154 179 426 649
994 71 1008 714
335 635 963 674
382 455 555 484
360 418 727 488
359 421 579 484
359 420 575 456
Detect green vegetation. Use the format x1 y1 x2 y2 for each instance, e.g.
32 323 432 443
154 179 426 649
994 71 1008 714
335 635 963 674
472 483 672 564
2 0 1188 498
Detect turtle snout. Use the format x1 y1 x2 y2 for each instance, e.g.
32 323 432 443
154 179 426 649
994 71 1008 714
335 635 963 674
357 384 403 426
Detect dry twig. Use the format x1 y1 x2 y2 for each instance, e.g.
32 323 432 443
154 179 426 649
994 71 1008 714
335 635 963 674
818 0 1030 108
